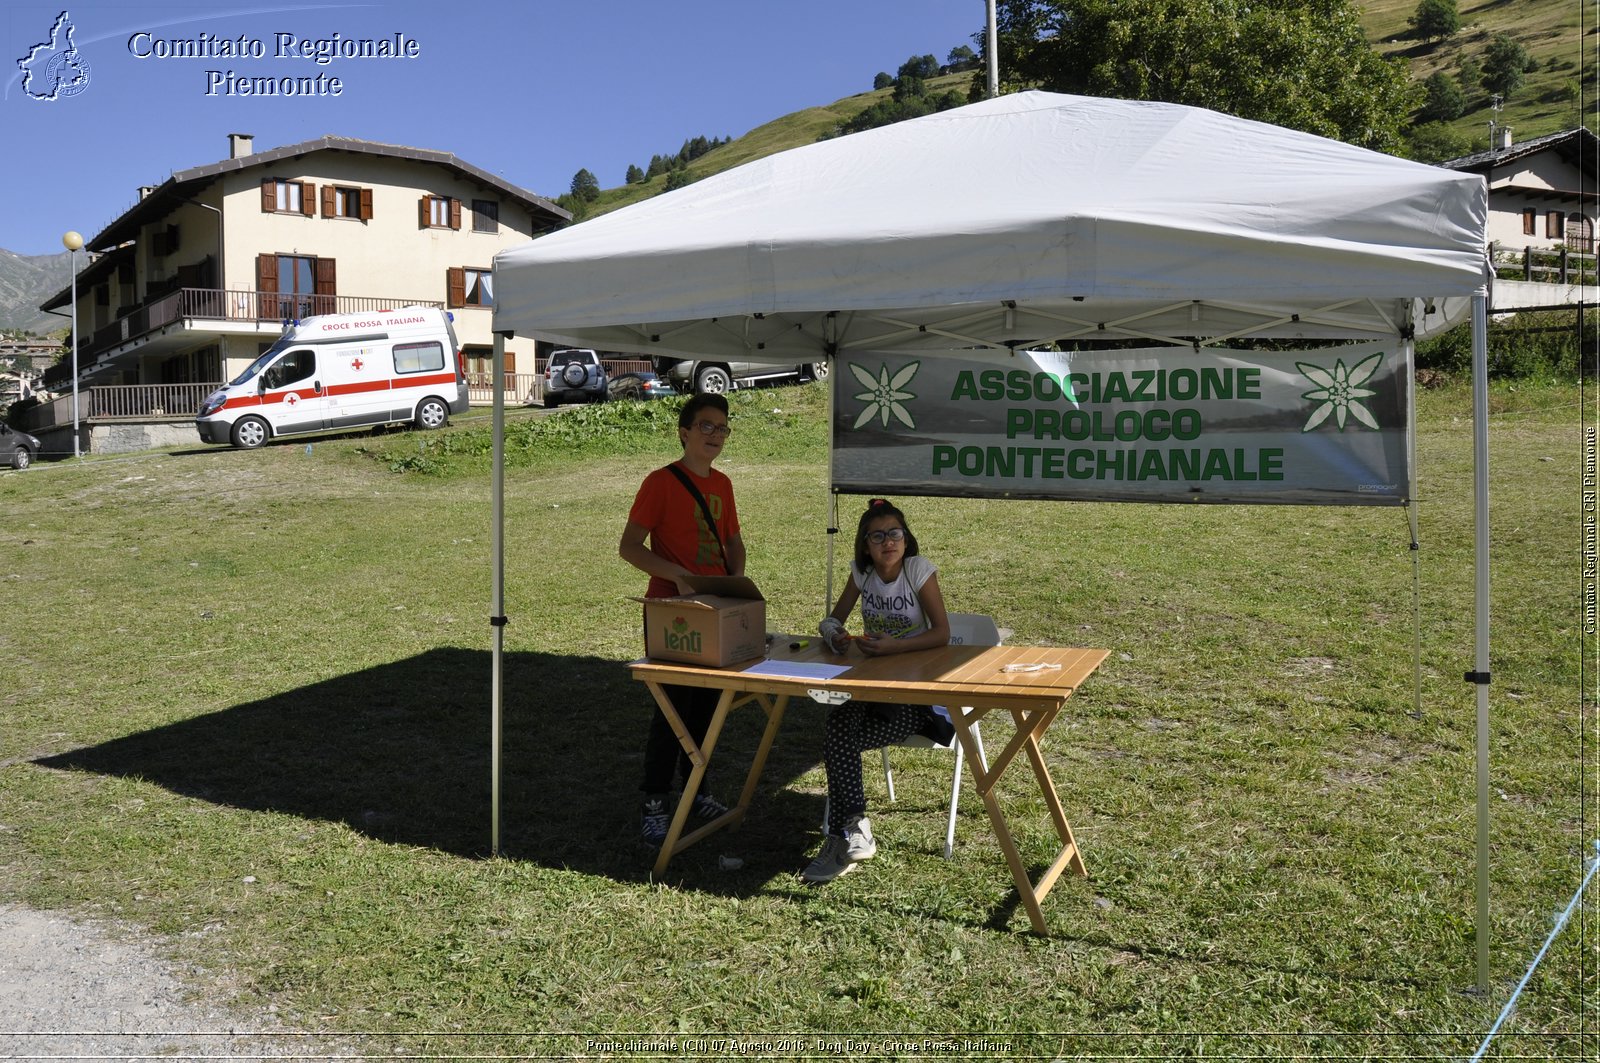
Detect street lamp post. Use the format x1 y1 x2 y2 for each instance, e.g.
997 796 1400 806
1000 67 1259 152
62 230 83 459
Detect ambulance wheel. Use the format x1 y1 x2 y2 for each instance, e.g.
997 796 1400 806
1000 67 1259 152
231 416 269 450
415 397 449 430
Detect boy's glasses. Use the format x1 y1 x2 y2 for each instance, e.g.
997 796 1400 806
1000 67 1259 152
866 528 906 545
692 420 732 437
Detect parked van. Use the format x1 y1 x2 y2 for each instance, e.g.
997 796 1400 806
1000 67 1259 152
196 306 467 449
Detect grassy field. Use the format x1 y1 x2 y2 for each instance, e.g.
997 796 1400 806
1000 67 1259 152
0 379 1593 1059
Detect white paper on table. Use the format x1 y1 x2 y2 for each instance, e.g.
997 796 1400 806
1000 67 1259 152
741 660 852 681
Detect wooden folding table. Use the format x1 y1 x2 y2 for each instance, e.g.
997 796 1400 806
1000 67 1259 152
630 640 1108 933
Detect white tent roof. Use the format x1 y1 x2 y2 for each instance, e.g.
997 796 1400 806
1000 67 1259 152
493 91 1487 359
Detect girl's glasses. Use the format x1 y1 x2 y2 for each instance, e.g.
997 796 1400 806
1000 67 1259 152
693 420 732 437
866 528 905 545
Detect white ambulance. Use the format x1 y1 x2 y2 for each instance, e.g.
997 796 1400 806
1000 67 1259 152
195 306 469 449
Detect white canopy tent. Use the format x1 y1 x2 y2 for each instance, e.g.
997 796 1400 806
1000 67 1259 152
489 92 1493 981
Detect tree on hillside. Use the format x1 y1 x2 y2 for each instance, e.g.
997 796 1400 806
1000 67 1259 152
988 0 1416 152
873 71 893 90
625 163 644 185
1417 71 1466 123
897 54 940 80
946 45 978 71
1482 34 1536 99
1409 0 1459 42
1456 54 1483 104
570 168 600 202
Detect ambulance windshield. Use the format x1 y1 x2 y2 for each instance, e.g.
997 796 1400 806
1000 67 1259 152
229 338 295 387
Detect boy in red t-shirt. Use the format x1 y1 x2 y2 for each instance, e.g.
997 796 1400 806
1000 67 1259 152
619 393 745 844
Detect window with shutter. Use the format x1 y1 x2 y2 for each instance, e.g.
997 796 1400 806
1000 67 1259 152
264 179 307 215
421 195 455 228
472 199 499 233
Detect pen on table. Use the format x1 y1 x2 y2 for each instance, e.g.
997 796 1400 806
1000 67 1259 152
789 638 810 650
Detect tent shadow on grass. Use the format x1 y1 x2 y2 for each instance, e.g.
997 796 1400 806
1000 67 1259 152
35 648 833 890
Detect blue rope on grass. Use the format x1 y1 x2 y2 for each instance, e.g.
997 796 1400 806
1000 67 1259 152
1468 839 1600 1062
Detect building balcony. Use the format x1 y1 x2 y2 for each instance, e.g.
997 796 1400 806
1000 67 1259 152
46 287 444 388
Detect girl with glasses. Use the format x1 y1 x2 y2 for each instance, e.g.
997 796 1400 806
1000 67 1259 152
803 498 952 884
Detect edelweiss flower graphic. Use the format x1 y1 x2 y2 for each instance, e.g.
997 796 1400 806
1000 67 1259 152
849 361 920 430
1297 352 1384 432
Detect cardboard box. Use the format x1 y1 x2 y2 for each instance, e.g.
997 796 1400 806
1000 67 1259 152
635 575 767 667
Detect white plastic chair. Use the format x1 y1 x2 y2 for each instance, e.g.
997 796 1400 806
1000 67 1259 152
823 612 1005 858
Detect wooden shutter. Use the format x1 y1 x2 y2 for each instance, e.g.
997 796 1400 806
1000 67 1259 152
504 351 517 374
321 185 336 217
359 188 373 221
449 198 462 230
256 253 278 293
419 195 430 228
313 257 337 316
299 182 315 216
261 179 276 212
446 266 465 308
314 257 337 296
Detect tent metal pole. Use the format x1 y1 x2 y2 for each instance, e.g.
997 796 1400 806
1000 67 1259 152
825 359 837 615
1403 310 1422 722
985 0 999 99
1470 294 1491 995
490 330 509 858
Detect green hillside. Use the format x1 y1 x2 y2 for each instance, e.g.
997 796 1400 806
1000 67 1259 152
574 72 974 219
1363 0 1590 148
572 1 1588 219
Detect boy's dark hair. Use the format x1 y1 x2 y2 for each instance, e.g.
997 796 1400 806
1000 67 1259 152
853 497 920 572
679 391 730 429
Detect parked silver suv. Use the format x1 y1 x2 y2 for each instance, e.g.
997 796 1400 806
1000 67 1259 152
654 357 828 395
543 348 609 407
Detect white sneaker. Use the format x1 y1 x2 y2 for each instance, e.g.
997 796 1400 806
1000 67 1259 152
801 834 857 884
843 814 877 862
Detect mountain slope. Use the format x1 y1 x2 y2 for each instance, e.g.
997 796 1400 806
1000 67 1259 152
0 250 73 337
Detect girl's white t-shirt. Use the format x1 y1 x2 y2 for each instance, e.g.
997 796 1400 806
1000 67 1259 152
852 554 937 641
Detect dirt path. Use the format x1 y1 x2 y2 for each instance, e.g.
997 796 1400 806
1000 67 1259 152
0 904 358 1060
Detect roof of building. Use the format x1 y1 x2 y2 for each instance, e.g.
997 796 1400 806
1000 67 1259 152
86 134 571 251
1437 127 1598 178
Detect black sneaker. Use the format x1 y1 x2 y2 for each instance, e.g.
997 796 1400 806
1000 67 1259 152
690 792 729 821
641 793 669 846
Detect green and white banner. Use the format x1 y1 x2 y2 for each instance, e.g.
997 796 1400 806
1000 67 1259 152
831 343 1412 506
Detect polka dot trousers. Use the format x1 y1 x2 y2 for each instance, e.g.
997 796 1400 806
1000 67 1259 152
823 702 925 835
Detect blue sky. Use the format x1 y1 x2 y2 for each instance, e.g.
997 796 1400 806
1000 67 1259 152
1 0 986 256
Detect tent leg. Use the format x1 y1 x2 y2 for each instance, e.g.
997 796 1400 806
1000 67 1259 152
1471 295 1491 995
1403 319 1422 722
825 361 837 616
491 330 509 858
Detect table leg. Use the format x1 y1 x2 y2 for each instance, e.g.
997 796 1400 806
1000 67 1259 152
648 683 736 877
952 703 1085 935
735 694 791 814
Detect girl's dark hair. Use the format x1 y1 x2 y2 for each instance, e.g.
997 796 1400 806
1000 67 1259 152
853 497 919 572
679 391 730 429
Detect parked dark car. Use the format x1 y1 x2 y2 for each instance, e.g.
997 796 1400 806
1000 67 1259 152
607 371 675 401
0 423 41 469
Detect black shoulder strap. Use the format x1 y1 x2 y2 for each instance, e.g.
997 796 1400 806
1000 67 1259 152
664 463 728 573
